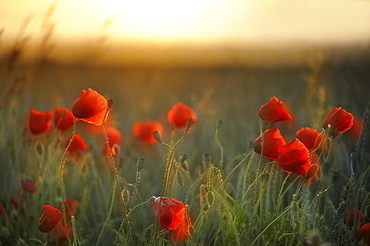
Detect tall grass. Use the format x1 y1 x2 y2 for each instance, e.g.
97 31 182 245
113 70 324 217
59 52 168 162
0 41 369 246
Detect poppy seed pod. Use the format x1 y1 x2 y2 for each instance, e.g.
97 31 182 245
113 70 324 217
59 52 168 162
38 205 61 233
71 88 108 126
152 197 186 230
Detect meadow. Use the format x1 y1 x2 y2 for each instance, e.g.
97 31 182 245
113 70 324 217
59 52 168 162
0 52 370 246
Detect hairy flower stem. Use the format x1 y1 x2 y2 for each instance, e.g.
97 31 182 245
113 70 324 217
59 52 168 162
238 162 273 214
114 196 156 245
59 118 77 246
102 125 132 243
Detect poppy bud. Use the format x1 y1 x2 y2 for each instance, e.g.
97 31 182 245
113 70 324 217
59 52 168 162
181 160 189 171
137 158 145 170
216 119 223 130
38 205 61 233
179 154 187 163
35 141 44 156
176 171 184 187
152 130 162 142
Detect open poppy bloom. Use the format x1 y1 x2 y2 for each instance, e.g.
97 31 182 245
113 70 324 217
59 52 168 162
67 134 88 153
167 102 197 128
277 138 311 176
152 197 186 230
296 127 323 151
170 213 193 243
322 107 354 138
21 178 37 194
29 109 53 135
359 223 370 246
54 107 76 131
133 120 164 145
253 126 286 159
258 96 292 123
105 126 122 156
344 209 365 227
59 198 78 217
71 88 109 126
38 205 61 233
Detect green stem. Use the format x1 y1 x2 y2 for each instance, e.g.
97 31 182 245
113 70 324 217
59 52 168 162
59 118 77 246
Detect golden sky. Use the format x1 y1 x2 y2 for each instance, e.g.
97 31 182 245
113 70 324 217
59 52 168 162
1 0 370 47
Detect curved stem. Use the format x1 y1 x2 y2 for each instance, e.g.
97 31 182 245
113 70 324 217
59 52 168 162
59 118 77 246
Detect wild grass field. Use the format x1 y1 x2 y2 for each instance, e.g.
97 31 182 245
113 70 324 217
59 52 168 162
0 53 370 246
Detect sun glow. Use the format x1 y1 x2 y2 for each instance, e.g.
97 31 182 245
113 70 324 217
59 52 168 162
64 0 217 43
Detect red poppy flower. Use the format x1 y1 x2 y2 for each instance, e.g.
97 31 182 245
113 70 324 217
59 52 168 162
0 204 4 216
344 209 365 227
133 120 164 145
167 102 198 128
71 88 108 126
21 178 37 194
258 96 292 123
253 126 286 159
277 138 311 176
170 214 193 243
54 107 76 131
67 134 88 153
359 223 370 246
152 197 186 230
29 109 53 135
59 198 78 217
296 127 323 151
322 107 354 137
38 205 61 233
106 126 122 156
